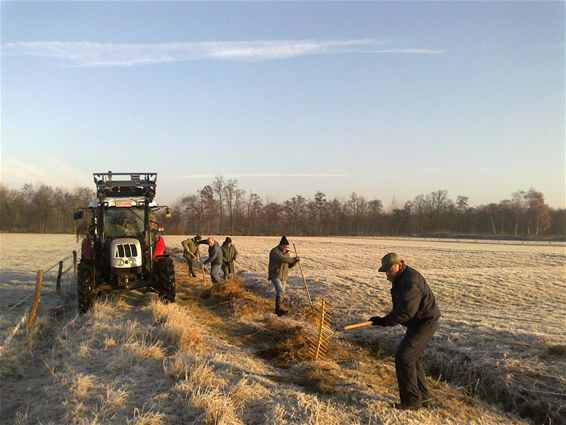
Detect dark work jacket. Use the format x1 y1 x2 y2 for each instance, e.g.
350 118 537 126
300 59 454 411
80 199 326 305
383 265 441 328
181 238 199 258
222 244 238 264
268 246 297 281
203 242 223 266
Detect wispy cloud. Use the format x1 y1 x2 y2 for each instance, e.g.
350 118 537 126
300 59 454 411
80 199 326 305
1 158 91 188
542 42 565 50
163 173 350 179
2 39 444 67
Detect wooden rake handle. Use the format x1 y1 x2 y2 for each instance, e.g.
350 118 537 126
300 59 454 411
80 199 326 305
293 243 313 307
196 250 207 284
343 321 373 331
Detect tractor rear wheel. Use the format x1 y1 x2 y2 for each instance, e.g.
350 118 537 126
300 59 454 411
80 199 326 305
154 257 176 303
77 261 95 313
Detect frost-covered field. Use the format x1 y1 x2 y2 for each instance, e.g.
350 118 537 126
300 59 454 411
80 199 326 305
1 234 564 424
0 234 80 347
169 235 566 421
192 235 565 339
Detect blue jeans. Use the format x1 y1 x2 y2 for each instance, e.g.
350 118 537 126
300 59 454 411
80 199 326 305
271 278 286 299
210 263 223 285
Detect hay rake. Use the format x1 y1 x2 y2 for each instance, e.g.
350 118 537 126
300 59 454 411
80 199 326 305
307 298 333 361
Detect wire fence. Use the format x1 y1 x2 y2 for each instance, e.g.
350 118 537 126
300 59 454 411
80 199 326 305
0 250 77 357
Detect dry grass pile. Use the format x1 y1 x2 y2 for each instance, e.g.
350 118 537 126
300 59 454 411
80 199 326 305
251 320 312 366
203 276 273 318
202 279 335 367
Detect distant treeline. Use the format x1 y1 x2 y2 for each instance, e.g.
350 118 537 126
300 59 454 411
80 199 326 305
1 179 564 240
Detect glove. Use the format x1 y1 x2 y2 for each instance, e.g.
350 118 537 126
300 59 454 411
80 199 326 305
294 257 301 262
369 316 386 326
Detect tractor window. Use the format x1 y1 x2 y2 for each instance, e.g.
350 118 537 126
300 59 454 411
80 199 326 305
104 208 143 237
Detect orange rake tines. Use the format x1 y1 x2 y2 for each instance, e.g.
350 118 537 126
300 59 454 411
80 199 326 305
307 298 333 361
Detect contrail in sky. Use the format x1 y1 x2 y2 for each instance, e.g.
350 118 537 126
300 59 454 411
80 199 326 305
3 39 444 67
163 173 350 179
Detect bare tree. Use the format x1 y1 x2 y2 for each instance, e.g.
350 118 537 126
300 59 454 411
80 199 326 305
348 192 367 235
182 194 205 235
223 179 245 235
412 194 429 232
283 195 307 235
526 189 551 237
212 176 225 234
456 196 469 214
200 185 215 234
428 190 450 232
312 191 328 235
327 199 343 235
246 192 263 234
368 199 383 234
264 201 281 235
511 191 527 236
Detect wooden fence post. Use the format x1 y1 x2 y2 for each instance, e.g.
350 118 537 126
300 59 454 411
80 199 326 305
28 270 44 330
56 261 63 293
73 250 78 276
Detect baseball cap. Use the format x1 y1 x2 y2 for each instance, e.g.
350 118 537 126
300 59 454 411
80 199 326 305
379 252 402 272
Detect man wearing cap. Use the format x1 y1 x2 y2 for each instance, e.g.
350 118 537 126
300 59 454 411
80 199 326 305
221 237 238 279
268 236 300 316
200 237 224 285
181 235 201 277
369 253 441 411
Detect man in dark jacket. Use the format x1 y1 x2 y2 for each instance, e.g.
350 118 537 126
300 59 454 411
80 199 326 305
221 237 238 279
369 252 441 410
268 236 300 316
200 237 223 285
181 235 201 277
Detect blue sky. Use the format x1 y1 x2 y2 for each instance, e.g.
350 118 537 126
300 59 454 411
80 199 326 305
1 1 564 208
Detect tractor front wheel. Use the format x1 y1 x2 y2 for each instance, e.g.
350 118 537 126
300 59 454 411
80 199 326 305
77 261 95 313
154 257 176 303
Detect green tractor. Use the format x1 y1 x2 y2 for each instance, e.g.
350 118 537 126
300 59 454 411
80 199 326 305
73 172 175 313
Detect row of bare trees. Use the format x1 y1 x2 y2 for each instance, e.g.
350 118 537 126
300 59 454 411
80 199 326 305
0 180 563 239
0 184 95 234
166 178 562 239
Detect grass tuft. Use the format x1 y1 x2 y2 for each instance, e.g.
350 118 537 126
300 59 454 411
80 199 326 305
547 344 566 357
151 300 205 352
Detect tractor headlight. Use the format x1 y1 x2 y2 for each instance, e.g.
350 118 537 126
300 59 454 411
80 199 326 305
130 258 137 266
116 259 125 266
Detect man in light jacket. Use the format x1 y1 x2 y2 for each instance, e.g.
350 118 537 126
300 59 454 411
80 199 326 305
201 237 224 285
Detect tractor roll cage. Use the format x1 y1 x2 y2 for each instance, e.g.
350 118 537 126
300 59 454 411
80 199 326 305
94 172 157 201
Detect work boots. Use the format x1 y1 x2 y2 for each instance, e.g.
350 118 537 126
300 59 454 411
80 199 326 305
275 296 288 316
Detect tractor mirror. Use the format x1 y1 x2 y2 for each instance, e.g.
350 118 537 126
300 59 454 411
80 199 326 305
73 211 84 220
165 207 172 218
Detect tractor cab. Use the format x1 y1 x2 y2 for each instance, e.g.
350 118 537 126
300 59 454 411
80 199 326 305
74 171 175 313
